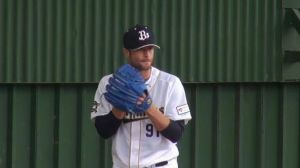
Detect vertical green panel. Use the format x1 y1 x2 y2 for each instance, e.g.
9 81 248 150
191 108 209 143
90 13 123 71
36 0 46 82
5 0 16 82
58 87 79 168
45 0 56 82
0 0 5 82
26 0 37 82
64 0 75 82
238 86 260 168
216 85 236 168
195 85 214 168
92 0 104 77
74 0 84 82
15 0 27 82
54 0 65 82
260 86 281 168
100 140 113 168
0 86 10 168
34 86 56 168
11 86 33 168
282 85 300 168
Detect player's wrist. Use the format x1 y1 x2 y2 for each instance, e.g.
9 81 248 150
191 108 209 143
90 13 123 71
146 104 168 118
112 108 126 120
146 105 170 131
145 104 158 115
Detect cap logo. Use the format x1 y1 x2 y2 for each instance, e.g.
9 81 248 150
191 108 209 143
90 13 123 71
138 30 149 40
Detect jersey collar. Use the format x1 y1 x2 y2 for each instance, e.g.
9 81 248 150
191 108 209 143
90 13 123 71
145 66 160 90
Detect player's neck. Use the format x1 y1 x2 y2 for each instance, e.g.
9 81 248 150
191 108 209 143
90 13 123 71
140 69 151 81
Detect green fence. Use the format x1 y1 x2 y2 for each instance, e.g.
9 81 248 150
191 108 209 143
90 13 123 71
0 0 282 83
1 0 299 168
0 83 299 168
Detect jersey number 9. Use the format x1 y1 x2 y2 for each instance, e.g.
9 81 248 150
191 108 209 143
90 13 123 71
146 123 159 137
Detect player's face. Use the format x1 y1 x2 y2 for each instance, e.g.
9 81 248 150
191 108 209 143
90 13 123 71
127 46 154 71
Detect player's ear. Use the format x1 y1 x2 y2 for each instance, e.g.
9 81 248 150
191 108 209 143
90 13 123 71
123 48 130 58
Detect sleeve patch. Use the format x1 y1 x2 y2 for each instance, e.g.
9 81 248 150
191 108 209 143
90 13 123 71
176 104 190 115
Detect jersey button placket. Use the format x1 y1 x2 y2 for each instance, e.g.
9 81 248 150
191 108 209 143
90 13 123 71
129 121 142 167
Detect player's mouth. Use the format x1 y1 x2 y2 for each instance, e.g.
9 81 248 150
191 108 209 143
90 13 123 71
140 61 152 65
140 59 152 63
138 61 152 69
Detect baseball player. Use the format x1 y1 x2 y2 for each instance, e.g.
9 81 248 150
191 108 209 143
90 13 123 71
91 24 192 168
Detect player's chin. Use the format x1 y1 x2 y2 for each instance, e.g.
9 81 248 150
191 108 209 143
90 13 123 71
139 62 152 70
134 62 152 71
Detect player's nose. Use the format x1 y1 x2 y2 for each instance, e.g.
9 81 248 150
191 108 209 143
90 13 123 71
143 47 153 57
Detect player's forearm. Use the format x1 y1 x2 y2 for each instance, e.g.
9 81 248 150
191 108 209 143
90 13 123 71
146 105 170 131
146 105 185 142
94 111 122 139
160 120 185 143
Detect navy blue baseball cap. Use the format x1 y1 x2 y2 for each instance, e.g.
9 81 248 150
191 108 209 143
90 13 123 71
123 24 160 51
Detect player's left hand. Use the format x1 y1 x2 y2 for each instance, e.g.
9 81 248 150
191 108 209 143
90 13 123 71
104 64 152 113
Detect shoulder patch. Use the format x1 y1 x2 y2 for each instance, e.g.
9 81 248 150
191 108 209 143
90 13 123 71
176 104 190 115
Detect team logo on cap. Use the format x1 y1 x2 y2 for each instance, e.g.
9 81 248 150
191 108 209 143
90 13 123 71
138 30 149 40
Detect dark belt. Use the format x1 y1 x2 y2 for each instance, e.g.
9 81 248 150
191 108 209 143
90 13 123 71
155 161 168 167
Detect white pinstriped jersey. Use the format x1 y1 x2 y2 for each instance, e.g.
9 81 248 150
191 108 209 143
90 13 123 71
91 66 192 168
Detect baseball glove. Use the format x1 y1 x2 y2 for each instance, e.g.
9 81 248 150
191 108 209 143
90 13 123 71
104 64 152 113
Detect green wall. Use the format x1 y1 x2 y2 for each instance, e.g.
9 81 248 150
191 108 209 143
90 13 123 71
0 84 299 168
0 0 282 83
1 0 299 168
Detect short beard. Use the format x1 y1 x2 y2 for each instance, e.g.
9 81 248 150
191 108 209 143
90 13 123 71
132 64 151 71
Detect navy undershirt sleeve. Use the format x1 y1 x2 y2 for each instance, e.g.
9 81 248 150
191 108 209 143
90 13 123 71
160 120 185 143
94 111 122 139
